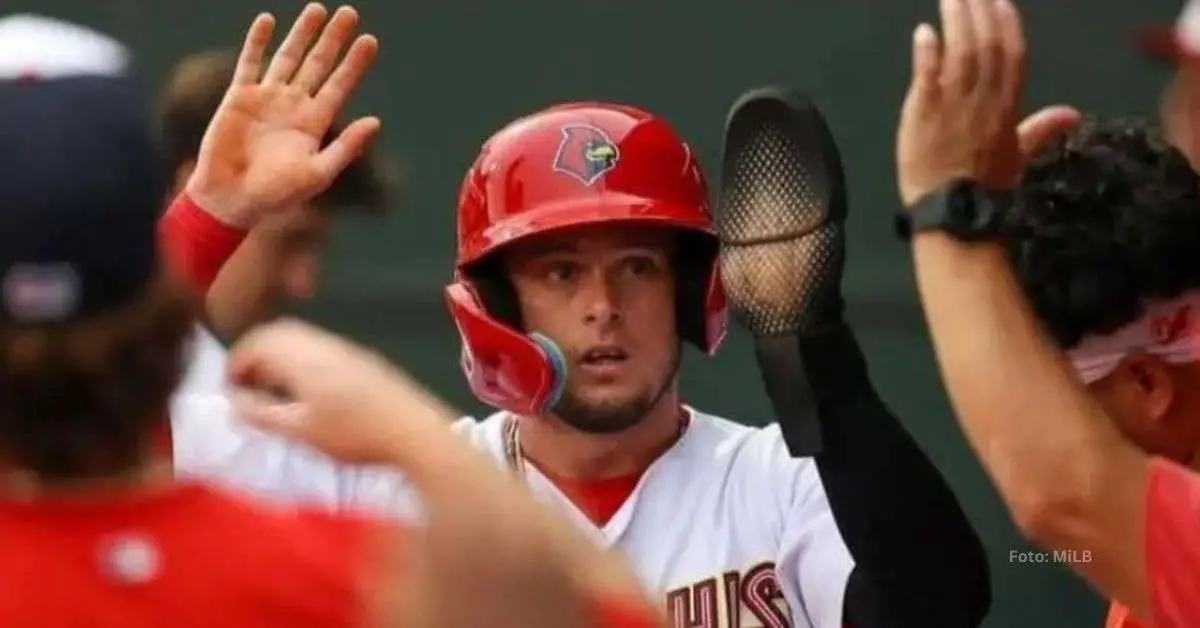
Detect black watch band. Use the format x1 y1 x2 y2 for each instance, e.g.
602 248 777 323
893 179 1013 242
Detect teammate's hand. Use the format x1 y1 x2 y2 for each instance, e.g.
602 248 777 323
895 0 1080 206
185 3 380 228
226 318 457 464
1162 64 1200 171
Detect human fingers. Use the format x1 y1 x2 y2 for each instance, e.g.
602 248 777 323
293 5 361 94
231 13 275 86
965 0 1002 93
311 116 382 186
262 3 329 84
939 0 978 92
907 22 944 105
226 317 317 392
1016 105 1082 159
993 0 1029 112
312 34 379 124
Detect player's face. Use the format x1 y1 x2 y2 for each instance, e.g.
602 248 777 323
505 224 680 433
208 203 331 328
1087 356 1200 469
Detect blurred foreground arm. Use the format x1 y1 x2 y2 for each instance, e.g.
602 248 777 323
227 319 661 628
894 0 1181 621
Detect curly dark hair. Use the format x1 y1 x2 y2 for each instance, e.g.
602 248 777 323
0 276 194 481
1006 119 1200 350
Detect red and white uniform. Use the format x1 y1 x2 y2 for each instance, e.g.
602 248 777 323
357 409 855 628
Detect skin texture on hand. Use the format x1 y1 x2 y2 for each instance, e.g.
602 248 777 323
1162 64 1200 171
894 0 1079 206
184 3 381 229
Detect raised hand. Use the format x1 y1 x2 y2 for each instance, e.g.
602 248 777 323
895 0 1079 206
185 3 380 228
1162 65 1200 171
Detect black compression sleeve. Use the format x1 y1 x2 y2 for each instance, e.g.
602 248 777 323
797 323 991 628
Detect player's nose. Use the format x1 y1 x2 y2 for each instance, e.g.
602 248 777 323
580 271 621 327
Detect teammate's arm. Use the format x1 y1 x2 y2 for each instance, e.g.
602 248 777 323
913 236 1150 616
896 0 1150 619
800 326 990 627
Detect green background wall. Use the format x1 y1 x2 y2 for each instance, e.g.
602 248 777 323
9 0 1182 625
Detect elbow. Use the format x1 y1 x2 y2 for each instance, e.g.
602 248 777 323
1008 485 1093 551
1005 444 1117 551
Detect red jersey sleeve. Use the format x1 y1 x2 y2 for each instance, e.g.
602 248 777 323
158 194 246 292
1145 457 1200 628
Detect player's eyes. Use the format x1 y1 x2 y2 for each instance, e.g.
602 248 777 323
622 256 659 277
545 262 577 283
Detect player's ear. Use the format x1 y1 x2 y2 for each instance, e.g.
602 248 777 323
1117 354 1175 426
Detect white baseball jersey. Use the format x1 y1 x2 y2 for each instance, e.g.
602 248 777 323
169 331 854 627
168 326 391 511
360 411 855 628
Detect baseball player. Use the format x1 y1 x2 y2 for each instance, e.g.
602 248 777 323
433 97 996 627
162 6 990 627
895 0 1198 626
0 13 662 628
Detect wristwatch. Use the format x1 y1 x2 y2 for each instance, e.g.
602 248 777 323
893 178 1013 242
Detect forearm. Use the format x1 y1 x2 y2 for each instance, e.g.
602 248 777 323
912 234 1123 526
911 233 1148 603
797 325 989 627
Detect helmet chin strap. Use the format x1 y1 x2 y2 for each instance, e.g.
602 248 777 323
643 346 685 421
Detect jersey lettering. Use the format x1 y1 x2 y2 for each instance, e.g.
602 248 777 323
665 561 792 628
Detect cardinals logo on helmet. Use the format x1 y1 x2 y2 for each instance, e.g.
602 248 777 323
552 124 619 185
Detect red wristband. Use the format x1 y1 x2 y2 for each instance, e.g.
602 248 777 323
158 194 247 293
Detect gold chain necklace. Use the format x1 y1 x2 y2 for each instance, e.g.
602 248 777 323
501 410 691 474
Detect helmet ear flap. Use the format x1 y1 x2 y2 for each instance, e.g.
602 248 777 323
444 279 565 416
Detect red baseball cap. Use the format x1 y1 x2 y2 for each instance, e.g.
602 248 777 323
1139 0 1200 62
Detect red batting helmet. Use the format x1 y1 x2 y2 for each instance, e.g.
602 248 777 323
444 102 727 416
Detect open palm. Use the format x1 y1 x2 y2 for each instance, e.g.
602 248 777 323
187 4 380 228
